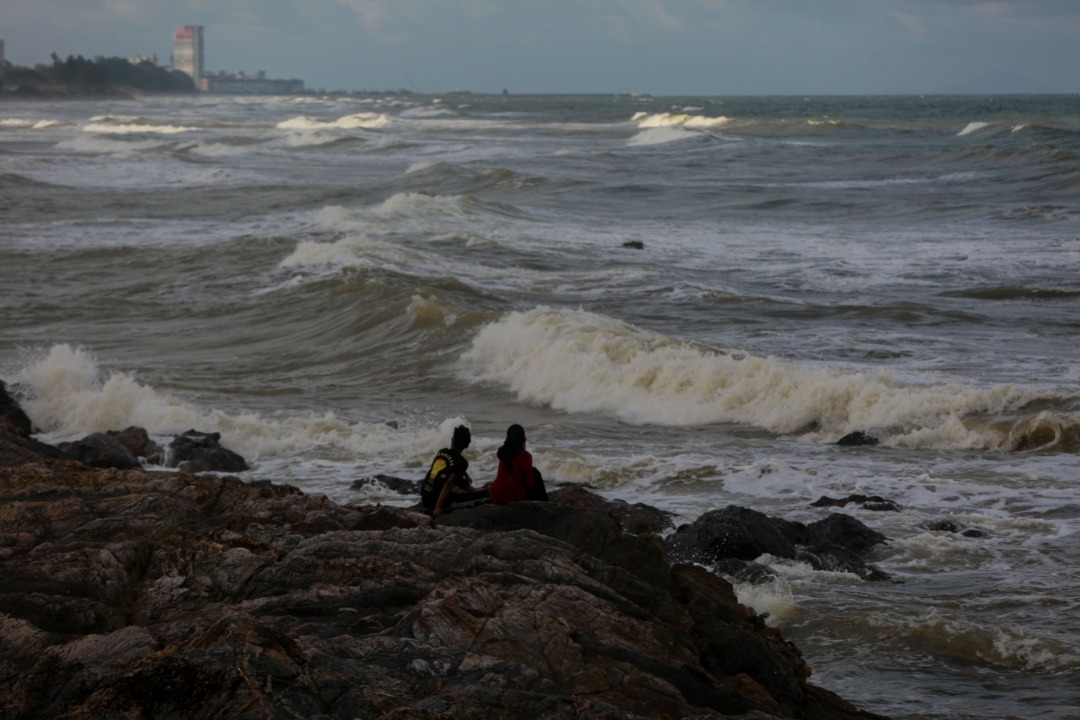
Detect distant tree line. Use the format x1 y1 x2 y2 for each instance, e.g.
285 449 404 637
0 53 195 95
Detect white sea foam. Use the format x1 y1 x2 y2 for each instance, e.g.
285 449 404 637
627 126 697 147
461 307 1046 447
0 118 62 130
958 121 992 137
633 112 731 129
83 122 196 135
10 343 468 475
57 135 171 155
276 112 392 131
865 610 1080 671
406 160 440 174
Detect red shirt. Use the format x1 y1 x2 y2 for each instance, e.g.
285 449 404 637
489 449 533 505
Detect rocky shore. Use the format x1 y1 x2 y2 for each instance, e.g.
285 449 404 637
1 382 888 719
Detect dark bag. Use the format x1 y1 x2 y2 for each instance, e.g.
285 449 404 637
525 467 548 502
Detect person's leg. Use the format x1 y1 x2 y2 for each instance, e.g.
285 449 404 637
445 488 491 510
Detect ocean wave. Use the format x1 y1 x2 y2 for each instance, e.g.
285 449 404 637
83 122 197 135
0 118 64 130
866 611 1080 672
276 112 393 131
7 343 466 469
57 135 174 155
461 307 1066 449
631 111 732 129
627 126 699 147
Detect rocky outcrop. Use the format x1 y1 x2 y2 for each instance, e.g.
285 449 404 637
167 429 249 473
0 463 888 720
666 505 891 582
0 390 888 719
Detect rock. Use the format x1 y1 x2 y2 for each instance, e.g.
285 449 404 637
0 464 888 720
168 429 249 473
622 240 645 250
666 505 891 582
59 432 142 469
0 381 34 437
837 431 879 447
351 474 421 495
0 427 70 468
812 494 901 512
926 519 987 539
107 426 164 464
550 485 675 535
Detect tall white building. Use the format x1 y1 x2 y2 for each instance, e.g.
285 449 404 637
172 25 204 88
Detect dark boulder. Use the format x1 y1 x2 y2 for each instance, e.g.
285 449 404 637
550 485 675 535
58 432 141 469
350 473 420 495
812 494 901 512
168 429 248 473
837 431 880 446
0 381 34 437
666 505 891 582
107 426 163 464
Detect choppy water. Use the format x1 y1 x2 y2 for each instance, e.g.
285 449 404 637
2 92 1079 719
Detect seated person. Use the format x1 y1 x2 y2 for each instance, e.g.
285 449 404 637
489 423 548 505
421 425 490 517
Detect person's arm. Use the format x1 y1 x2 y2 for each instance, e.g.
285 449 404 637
432 473 458 517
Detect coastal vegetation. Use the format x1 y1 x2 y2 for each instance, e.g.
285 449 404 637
0 53 195 97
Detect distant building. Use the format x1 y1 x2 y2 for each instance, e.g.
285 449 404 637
201 71 305 95
173 25 204 86
1 38 5 67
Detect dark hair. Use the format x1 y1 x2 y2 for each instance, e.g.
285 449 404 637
497 424 526 469
452 425 471 449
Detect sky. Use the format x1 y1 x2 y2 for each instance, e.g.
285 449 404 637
4 0 1079 95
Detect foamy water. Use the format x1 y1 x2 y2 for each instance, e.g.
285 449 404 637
2 93 1079 720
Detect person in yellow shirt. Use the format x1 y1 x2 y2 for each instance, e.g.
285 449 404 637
420 425 490 517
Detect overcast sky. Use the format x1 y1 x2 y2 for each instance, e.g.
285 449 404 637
5 0 1079 95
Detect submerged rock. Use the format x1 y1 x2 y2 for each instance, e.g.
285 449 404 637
837 431 880 447
812 494 901 512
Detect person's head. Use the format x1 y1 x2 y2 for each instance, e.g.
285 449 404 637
504 423 526 450
451 425 471 450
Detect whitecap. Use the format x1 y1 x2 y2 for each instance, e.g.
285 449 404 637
958 121 991 137
627 126 696 147
461 307 1049 447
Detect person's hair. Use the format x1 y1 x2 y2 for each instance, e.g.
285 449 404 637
452 425 471 449
497 424 526 469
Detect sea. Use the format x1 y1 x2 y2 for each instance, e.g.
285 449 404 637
2 92 1079 719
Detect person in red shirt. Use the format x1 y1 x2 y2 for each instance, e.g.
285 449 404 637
489 423 548 505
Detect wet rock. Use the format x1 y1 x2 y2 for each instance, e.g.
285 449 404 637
107 426 164 464
812 494 901 512
168 429 249 473
713 558 780 585
622 240 645 250
550 485 675 535
926 519 987 538
666 505 891 582
0 381 34 437
351 474 421 495
0 464 888 720
58 432 142 470
837 431 879 447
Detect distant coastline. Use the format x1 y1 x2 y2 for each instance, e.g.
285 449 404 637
0 53 195 99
